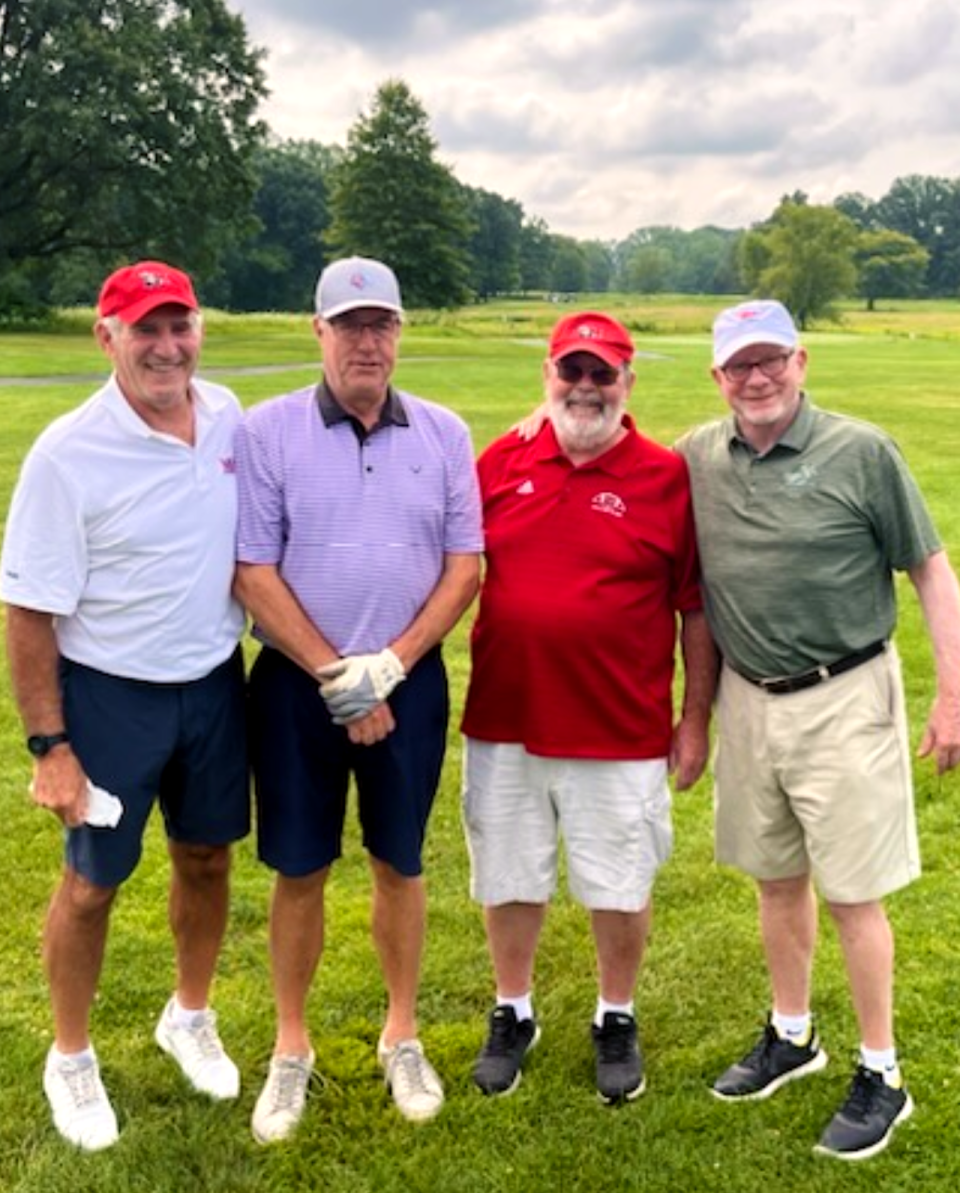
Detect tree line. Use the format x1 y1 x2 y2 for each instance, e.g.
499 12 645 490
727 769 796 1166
2 0 958 322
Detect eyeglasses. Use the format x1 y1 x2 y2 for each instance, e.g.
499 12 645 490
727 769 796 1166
720 351 794 383
555 360 622 387
328 313 399 340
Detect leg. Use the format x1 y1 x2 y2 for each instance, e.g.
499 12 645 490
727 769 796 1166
826 899 894 1051
44 866 117 1052
269 868 329 1056
712 874 827 1101
591 905 650 1004
168 840 231 1009
759 874 818 1015
484 902 547 997
370 857 427 1045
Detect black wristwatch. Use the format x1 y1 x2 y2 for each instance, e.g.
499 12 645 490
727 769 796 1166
26 732 70 758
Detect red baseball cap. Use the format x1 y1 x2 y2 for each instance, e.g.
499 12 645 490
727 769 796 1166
548 312 634 368
97 261 199 324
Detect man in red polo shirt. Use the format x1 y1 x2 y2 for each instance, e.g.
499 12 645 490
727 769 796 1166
461 311 716 1103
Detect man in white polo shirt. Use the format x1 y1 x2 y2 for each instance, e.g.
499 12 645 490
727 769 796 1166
1 262 249 1151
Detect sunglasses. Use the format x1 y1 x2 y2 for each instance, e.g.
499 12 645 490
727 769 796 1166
555 360 622 386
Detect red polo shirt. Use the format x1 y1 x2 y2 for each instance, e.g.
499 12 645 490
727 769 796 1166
461 417 702 759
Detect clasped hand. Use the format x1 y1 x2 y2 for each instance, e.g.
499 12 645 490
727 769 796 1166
317 648 406 723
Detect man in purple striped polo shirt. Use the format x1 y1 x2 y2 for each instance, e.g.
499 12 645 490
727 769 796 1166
234 256 482 1141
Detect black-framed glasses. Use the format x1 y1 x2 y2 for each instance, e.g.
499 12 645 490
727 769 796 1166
720 351 794 382
328 313 399 340
555 360 622 387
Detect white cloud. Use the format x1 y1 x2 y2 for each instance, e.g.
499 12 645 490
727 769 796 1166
229 0 960 238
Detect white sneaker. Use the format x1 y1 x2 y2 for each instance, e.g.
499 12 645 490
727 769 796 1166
251 1051 315 1144
43 1047 119 1151
155 999 240 1100
377 1038 444 1123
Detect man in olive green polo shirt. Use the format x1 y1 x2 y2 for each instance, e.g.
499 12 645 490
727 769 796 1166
677 299 960 1162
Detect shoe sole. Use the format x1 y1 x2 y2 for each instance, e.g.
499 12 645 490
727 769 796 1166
812 1092 914 1162
474 1024 542 1097
711 1048 829 1102
598 1074 647 1105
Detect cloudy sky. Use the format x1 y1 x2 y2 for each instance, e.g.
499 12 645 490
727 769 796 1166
228 0 960 243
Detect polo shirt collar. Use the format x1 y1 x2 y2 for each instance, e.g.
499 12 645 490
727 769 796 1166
533 412 639 476
728 392 814 455
315 381 409 430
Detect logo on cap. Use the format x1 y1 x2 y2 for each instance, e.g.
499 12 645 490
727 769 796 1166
137 270 170 290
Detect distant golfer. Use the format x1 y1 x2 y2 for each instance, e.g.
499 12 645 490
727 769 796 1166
678 299 960 1160
1 262 249 1151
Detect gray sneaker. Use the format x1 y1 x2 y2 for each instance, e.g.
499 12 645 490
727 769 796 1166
43 1047 119 1151
473 1006 541 1096
713 1018 827 1101
814 1065 914 1161
377 1038 444 1122
155 999 240 1099
251 1051 315 1144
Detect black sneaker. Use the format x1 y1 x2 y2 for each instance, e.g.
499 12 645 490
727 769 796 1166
591 1012 645 1104
473 1006 540 1096
712 1018 828 1100
814 1065 914 1161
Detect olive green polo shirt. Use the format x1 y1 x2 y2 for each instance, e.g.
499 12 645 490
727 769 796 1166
676 397 941 679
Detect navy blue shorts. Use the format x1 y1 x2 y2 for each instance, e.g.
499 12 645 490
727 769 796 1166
249 646 449 878
61 650 249 887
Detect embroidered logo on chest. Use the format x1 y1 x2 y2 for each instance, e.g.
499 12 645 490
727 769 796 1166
590 491 626 518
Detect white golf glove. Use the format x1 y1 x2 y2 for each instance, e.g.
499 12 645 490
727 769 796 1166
317 648 406 723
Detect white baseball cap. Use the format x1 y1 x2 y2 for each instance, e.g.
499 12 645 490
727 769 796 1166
315 256 403 320
713 300 798 367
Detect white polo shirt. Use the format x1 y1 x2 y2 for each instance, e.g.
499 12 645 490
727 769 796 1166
1 376 245 682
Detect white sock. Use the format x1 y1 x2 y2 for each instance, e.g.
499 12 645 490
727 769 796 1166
595 998 634 1028
51 1045 96 1065
170 996 208 1026
771 1009 812 1043
496 993 534 1023
860 1044 900 1085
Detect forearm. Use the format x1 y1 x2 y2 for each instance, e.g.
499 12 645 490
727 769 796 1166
909 550 960 703
233 563 339 676
6 604 66 732
678 609 719 726
390 553 481 672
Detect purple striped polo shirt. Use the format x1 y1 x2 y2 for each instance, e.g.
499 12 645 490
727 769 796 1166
235 384 483 655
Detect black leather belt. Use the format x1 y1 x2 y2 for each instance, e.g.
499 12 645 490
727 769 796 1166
737 640 887 696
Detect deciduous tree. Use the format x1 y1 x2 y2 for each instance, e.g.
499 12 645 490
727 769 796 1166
0 0 267 314
739 201 858 327
326 79 473 309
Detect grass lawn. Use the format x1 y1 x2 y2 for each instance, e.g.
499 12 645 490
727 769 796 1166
1 296 959 1192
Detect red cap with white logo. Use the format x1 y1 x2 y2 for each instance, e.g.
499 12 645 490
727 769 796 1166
548 312 635 368
97 261 199 324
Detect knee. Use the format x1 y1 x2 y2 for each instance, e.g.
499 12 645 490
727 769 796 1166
171 842 232 886
58 868 117 922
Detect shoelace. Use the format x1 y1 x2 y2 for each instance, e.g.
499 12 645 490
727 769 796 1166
57 1060 103 1110
485 1012 518 1056
389 1045 433 1097
743 1024 779 1065
839 1067 883 1121
177 1015 224 1062
268 1060 310 1112
596 1020 635 1063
